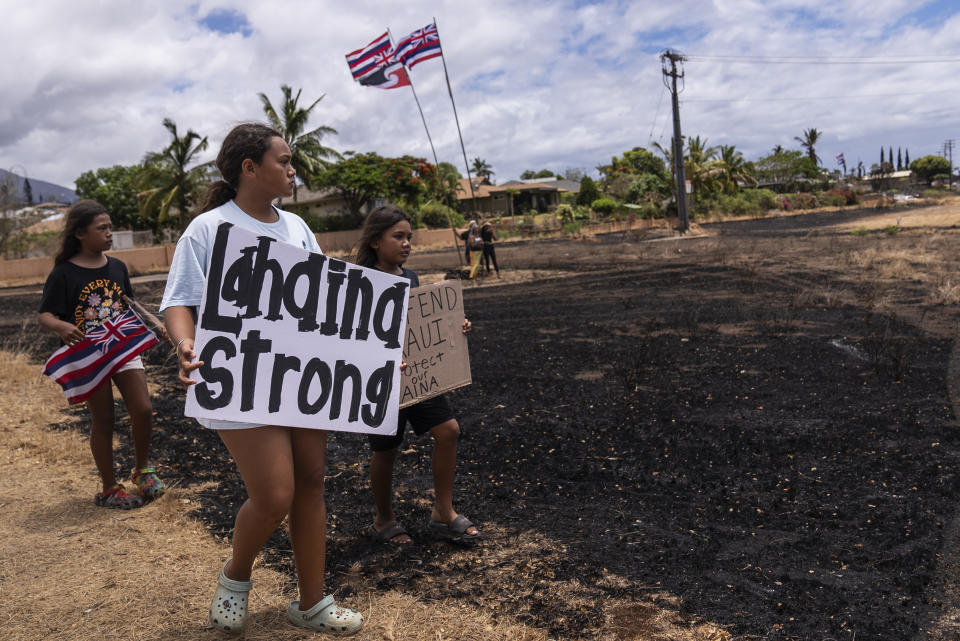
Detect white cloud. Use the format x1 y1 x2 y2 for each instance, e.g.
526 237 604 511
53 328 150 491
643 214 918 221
1 0 959 189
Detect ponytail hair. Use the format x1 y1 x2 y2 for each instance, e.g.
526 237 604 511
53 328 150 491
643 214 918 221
354 204 410 268
55 200 108 264
197 180 237 213
199 122 282 213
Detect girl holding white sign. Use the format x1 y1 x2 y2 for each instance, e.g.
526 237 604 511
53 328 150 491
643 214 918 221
355 205 479 545
161 123 363 636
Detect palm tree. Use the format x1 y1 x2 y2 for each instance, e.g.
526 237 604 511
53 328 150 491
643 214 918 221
794 128 822 166
684 135 719 204
430 162 463 208
470 157 494 182
716 145 757 193
259 85 339 201
772 144 785 155
138 118 210 233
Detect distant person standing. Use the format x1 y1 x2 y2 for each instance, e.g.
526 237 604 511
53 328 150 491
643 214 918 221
459 220 480 265
480 221 500 277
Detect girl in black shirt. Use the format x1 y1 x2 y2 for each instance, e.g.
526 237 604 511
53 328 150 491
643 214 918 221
38 200 166 509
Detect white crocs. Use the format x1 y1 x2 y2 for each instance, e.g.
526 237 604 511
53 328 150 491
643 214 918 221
287 595 364 636
209 560 253 634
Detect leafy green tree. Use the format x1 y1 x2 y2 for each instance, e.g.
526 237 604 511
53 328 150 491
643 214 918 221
752 149 821 192
910 155 951 184
794 128 822 166
137 118 211 233
259 85 339 202
520 169 557 180
425 161 462 209
316 152 430 220
897 148 903 171
75 164 144 229
598 146 671 203
470 157 494 181
576 176 601 207
880 147 885 165
905 149 910 167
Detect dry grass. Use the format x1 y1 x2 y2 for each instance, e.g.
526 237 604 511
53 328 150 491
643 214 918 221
0 350 720 641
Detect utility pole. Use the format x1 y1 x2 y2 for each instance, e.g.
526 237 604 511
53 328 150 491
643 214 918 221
944 139 955 189
661 49 689 233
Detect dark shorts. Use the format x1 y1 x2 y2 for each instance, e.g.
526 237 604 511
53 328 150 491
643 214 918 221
368 394 455 451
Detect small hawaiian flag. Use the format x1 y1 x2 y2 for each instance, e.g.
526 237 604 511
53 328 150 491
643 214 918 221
836 152 846 167
345 32 411 90
393 23 442 69
43 310 159 404
345 32 393 80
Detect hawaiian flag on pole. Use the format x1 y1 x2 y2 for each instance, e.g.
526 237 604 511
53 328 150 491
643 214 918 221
346 32 393 80
393 23 442 69
836 152 846 168
345 32 410 89
43 310 159 405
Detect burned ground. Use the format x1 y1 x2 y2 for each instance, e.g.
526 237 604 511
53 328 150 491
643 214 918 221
4 206 960 640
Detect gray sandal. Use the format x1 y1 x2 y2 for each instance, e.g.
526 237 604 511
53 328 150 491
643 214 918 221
428 514 480 540
371 521 411 545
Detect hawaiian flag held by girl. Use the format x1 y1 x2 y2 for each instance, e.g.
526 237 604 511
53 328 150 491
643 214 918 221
43 310 159 404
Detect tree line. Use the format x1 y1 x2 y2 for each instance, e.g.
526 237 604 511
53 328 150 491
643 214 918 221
73 88 956 235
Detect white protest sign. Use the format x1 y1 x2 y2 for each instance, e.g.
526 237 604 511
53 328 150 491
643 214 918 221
185 222 409 435
400 280 471 408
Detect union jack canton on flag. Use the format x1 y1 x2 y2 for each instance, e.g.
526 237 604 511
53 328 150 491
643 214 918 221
346 32 394 80
43 309 159 405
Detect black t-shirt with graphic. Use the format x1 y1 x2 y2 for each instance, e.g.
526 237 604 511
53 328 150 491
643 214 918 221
38 257 134 333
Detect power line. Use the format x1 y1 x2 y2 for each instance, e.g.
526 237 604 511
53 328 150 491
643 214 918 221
685 54 960 65
647 82 666 146
683 88 960 103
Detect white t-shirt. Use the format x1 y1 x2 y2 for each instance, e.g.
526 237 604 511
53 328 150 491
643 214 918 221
161 199 321 311
160 199 323 430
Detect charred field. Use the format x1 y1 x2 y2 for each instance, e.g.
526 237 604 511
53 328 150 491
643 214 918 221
3 207 960 640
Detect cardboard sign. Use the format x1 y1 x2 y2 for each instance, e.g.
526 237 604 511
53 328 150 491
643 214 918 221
400 280 471 408
185 222 409 435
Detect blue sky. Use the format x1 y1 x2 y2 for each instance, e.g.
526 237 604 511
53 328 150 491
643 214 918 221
2 1 960 189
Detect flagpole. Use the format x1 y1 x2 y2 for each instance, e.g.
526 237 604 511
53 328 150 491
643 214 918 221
388 28 439 168
433 17 477 215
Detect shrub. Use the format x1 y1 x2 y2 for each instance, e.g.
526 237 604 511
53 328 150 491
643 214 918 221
305 213 360 233
573 205 591 220
785 192 817 209
883 225 900 236
591 198 617 217
418 201 465 228
555 204 576 224
636 203 661 219
821 186 858 206
851 226 869 236
819 191 847 207
562 221 582 235
749 189 780 212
